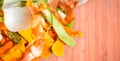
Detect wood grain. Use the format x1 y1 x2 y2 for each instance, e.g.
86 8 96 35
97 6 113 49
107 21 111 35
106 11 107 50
39 0 120 61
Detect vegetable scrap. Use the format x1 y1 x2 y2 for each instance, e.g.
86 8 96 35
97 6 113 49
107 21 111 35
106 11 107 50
0 0 86 61
52 39 65 56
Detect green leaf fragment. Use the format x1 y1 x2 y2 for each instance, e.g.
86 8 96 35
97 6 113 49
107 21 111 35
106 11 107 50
37 0 48 4
21 0 37 2
66 21 74 28
0 17 4 23
5 31 21 45
0 0 3 9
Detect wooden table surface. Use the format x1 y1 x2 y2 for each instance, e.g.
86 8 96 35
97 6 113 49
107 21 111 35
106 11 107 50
40 0 120 61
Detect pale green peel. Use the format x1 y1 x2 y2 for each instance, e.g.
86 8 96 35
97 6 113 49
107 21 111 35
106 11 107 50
43 10 75 47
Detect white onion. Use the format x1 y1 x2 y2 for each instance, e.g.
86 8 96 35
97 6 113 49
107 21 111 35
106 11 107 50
31 46 42 57
4 7 32 32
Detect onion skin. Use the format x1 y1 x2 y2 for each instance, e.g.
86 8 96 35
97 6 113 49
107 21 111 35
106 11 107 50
2 0 21 9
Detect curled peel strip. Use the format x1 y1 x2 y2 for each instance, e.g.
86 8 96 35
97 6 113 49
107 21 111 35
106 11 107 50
77 0 88 7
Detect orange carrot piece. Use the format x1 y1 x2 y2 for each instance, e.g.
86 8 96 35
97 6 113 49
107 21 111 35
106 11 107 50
10 58 17 61
0 41 14 55
10 58 21 61
0 57 3 61
64 27 82 37
0 37 6 45
0 23 7 30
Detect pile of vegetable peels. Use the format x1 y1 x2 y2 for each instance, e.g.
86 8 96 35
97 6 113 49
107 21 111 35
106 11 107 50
0 0 84 61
